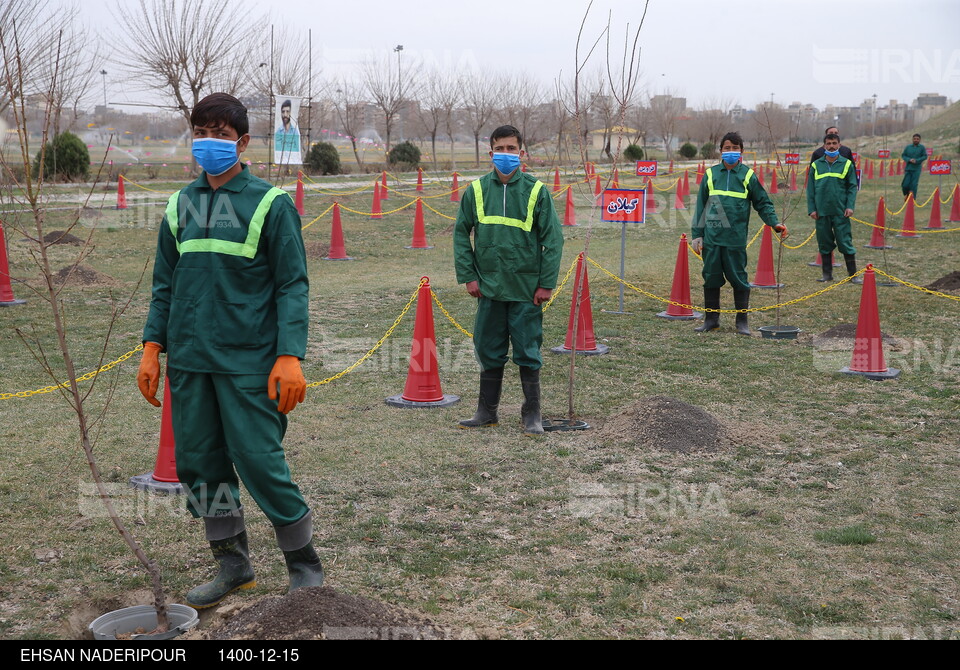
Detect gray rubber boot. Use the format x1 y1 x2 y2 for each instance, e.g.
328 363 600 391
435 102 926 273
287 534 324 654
185 531 256 609
733 289 751 336
519 366 543 436
458 367 504 428
276 511 325 593
694 288 721 332
819 253 834 282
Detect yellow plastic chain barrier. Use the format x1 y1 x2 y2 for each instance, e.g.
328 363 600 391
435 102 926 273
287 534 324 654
885 190 937 215
120 178 175 195
871 267 960 302
852 216 960 234
306 279 424 387
777 228 817 250
300 203 336 231
745 226 764 249
431 291 474 338
338 199 418 217
300 173 380 195
651 177 682 192
1 345 144 400
420 200 456 221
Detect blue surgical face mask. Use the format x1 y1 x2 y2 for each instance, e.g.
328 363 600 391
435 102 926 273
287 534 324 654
824 149 840 158
721 151 741 164
192 137 241 176
491 152 521 175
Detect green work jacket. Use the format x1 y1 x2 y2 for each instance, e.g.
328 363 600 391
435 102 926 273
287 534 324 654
807 155 858 216
901 143 927 172
453 169 564 302
692 161 780 247
143 165 309 374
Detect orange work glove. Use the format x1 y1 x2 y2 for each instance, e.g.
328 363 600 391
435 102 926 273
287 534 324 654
268 355 307 415
137 342 163 407
774 224 788 239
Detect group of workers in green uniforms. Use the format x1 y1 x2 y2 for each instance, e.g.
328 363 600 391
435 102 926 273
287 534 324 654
134 92 931 610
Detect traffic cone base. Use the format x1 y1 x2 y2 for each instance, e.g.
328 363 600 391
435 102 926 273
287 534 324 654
656 234 701 320
551 254 609 355
840 265 900 380
130 378 184 495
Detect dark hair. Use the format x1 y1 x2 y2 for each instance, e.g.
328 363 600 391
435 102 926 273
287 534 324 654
825 126 839 135
191 93 249 137
490 124 522 149
719 131 743 151
824 132 840 142
913 133 921 139
282 99 292 110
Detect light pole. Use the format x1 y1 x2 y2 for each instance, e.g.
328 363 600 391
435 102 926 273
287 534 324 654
99 70 107 108
394 44 404 144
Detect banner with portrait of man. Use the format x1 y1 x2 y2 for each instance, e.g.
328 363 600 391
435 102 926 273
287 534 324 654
274 96 303 165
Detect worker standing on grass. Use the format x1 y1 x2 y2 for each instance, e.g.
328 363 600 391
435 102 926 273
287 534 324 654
137 93 323 609
454 124 564 436
691 131 788 336
901 133 927 201
807 132 860 284
809 125 854 163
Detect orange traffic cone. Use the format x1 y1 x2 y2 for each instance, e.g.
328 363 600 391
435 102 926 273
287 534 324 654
371 182 383 220
450 172 460 202
865 197 891 249
563 187 577 226
380 170 389 199
129 378 183 494
325 203 354 260
889 161 895 176
755 167 765 188
645 177 657 214
295 171 305 215
406 198 433 249
878 160 885 177
682 170 690 199
695 162 704 185
790 168 797 192
668 160 673 174
750 226 784 288
948 185 960 222
897 194 918 238
551 254 609 355
612 168 620 189
897 161 903 175
672 179 685 210
925 187 942 229
116 174 127 210
769 168 779 194
553 168 561 193
385 277 460 408
593 175 602 204
656 234 701 320
840 265 900 380
416 167 424 192
0 221 25 306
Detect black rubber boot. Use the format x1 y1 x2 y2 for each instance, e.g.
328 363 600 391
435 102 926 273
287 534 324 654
519 366 543 436
845 254 862 284
282 542 325 593
458 367 503 428
694 288 721 332
186 531 256 609
818 253 834 282
733 289 751 336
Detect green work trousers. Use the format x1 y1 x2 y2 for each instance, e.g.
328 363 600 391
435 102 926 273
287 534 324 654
901 170 921 199
473 298 543 371
701 245 750 290
816 216 856 256
167 368 309 526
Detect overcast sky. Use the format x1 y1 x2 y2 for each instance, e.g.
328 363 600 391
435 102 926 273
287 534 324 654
75 0 959 112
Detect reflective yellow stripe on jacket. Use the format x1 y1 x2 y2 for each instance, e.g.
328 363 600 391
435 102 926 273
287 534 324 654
705 167 755 199
811 159 852 181
472 179 543 232
165 187 288 258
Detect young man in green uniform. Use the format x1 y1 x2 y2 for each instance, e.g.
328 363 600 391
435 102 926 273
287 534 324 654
137 93 323 608
453 125 564 435
807 133 859 283
901 133 927 200
691 132 787 335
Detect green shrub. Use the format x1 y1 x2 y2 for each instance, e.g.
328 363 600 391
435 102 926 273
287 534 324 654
623 144 644 161
305 142 341 175
33 131 90 181
701 142 718 160
387 141 421 169
678 142 698 159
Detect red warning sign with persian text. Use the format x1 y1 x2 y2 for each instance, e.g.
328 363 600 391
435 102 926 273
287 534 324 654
878 150 891 158
785 153 800 165
929 160 952 175
601 189 646 224
635 161 658 177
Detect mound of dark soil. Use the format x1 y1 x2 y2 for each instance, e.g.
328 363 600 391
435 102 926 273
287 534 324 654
926 271 960 291
43 230 84 246
53 264 116 286
597 396 725 453
198 586 454 640
815 323 895 342
304 241 330 260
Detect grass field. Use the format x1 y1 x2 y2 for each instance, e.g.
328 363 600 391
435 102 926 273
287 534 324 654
0 160 958 639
